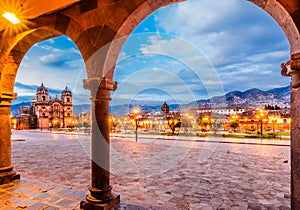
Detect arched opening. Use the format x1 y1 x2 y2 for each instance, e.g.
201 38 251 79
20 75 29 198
108 0 291 208
11 33 90 185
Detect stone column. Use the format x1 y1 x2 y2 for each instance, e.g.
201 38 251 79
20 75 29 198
80 77 120 209
0 92 20 185
281 53 300 208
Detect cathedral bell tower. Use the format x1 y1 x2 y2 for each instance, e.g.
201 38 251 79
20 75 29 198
36 83 49 103
61 86 73 127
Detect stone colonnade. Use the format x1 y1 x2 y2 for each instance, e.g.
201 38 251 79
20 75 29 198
282 53 300 208
80 77 120 208
0 92 19 185
0 0 300 209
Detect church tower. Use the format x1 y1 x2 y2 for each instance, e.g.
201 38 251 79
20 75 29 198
36 83 49 103
61 86 73 127
35 83 50 129
161 102 170 114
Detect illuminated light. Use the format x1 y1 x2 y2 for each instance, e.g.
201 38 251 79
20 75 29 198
2 12 20 24
133 107 139 114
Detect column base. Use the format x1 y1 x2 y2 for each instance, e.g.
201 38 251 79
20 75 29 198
80 194 120 210
0 167 20 185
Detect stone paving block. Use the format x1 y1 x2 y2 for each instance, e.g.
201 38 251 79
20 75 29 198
0 204 16 210
43 206 59 210
26 202 49 210
45 195 61 204
34 192 51 200
15 197 36 208
54 198 78 207
8 196 24 203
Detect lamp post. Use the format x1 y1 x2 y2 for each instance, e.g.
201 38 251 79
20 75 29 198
133 107 139 142
256 109 265 140
271 116 278 139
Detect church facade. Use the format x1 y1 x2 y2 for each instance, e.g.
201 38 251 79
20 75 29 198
14 83 73 130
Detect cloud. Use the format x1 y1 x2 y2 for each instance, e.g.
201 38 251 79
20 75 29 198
38 46 83 68
16 35 86 94
153 0 289 62
15 0 291 106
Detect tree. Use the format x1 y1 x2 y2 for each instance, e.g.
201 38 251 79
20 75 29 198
211 119 223 136
197 114 210 132
230 121 239 133
167 117 181 135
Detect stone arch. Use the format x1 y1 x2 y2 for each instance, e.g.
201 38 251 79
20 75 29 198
104 0 300 82
1 0 300 208
103 0 299 208
248 0 300 55
1 28 61 94
104 0 185 81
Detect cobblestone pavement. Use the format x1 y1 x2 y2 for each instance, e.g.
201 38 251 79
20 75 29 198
1 130 291 209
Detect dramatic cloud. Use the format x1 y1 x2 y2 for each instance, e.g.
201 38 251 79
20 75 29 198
15 0 291 106
17 36 85 93
114 0 290 101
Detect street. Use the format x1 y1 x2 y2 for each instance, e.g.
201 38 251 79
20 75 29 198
9 130 291 209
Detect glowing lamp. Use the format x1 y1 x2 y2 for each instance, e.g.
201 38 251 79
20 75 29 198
2 12 20 24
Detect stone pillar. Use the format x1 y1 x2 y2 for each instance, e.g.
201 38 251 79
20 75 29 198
281 53 300 208
80 77 120 209
0 92 20 185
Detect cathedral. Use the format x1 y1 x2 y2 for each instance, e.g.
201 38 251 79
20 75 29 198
14 83 73 130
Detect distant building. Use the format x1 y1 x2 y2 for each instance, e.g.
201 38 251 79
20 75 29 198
13 83 73 130
161 102 170 114
191 106 253 116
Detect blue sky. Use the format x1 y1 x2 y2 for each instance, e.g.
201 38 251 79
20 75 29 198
15 0 290 105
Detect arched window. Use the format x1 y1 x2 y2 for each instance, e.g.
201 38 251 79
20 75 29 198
42 96 46 101
67 97 70 102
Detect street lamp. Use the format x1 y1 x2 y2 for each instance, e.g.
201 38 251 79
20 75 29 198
270 116 278 138
256 109 265 140
133 107 139 142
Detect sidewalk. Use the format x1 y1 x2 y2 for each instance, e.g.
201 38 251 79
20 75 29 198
111 133 290 146
14 129 290 147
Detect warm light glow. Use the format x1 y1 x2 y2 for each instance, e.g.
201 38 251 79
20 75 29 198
2 12 20 24
133 107 139 114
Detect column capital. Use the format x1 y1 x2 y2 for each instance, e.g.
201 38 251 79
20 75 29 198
0 92 17 107
83 77 117 101
281 54 300 88
83 77 117 92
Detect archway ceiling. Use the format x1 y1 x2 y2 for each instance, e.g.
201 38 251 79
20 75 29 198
278 0 300 28
3 0 80 18
0 0 300 33
0 0 80 32
0 0 300 48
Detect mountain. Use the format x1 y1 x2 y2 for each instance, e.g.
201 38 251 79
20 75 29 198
11 102 31 116
185 86 290 109
11 86 290 116
72 104 90 114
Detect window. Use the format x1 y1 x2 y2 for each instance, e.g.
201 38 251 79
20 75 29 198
42 96 46 101
67 97 70 102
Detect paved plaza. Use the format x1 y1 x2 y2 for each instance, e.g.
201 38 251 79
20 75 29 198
0 130 291 209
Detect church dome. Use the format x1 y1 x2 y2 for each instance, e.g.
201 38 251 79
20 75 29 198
37 83 48 94
61 86 72 96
